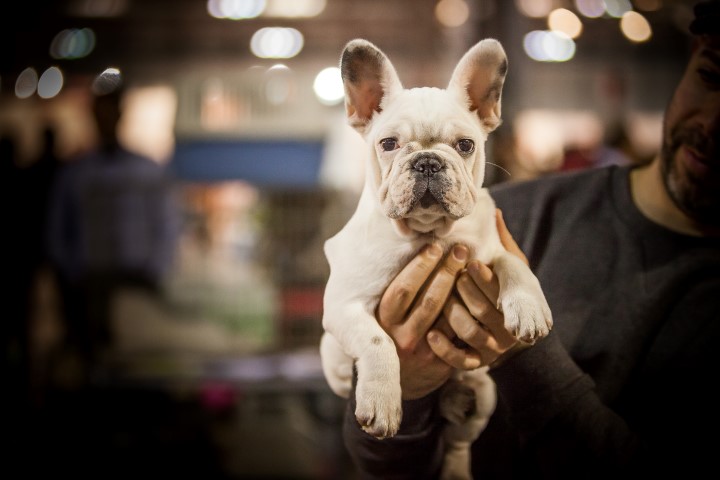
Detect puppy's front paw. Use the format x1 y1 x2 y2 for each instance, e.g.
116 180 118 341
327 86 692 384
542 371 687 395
499 288 553 344
355 379 402 439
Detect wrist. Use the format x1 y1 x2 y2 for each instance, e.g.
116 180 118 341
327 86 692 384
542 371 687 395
489 341 531 370
397 389 442 434
401 377 449 400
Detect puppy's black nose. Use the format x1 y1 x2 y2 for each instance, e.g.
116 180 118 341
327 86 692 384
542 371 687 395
412 153 444 176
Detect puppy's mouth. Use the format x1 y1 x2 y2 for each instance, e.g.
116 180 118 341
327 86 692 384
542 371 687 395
411 180 447 211
418 189 439 208
407 152 453 213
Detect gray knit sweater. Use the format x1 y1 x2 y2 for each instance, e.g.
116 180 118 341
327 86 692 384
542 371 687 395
343 165 720 479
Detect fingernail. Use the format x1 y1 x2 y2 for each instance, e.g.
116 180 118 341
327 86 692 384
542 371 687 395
453 245 468 261
427 243 442 259
467 260 480 274
427 332 439 344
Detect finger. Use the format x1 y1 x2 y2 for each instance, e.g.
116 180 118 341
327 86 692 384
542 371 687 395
427 329 481 370
405 244 468 339
445 295 513 363
433 314 456 342
378 243 443 326
436 313 473 351
444 294 495 350
496 208 528 265
458 269 516 350
463 262 499 307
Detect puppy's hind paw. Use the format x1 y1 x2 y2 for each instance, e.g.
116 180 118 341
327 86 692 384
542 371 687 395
356 405 402 439
441 441 473 480
355 382 403 439
440 381 477 426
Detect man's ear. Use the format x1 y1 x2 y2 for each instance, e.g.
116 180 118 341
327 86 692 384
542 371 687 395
447 38 508 132
340 39 403 134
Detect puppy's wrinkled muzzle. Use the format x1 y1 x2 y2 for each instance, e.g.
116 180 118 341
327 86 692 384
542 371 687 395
410 152 450 211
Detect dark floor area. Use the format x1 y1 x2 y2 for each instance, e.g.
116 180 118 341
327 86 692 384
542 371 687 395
5 352 354 479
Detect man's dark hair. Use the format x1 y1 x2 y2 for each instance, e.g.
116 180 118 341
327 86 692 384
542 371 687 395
689 0 720 35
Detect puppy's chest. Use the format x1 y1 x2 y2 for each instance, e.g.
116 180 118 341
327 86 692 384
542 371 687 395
327 230 489 299
343 241 420 286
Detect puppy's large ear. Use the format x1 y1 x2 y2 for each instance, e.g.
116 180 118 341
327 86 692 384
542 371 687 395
447 39 508 132
340 39 403 133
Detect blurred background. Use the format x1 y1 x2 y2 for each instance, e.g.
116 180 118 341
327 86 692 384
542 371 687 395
0 0 698 478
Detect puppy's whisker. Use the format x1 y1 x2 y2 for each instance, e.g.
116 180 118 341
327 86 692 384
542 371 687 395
486 162 511 178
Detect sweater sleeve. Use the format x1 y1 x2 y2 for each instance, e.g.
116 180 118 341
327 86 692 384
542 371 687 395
342 332 649 478
488 332 644 475
342 387 445 480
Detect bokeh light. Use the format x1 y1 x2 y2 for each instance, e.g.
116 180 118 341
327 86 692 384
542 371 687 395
250 27 304 58
574 0 605 18
548 8 583 39
15 67 38 99
604 0 633 18
92 67 123 95
50 28 97 59
313 67 344 106
38 67 64 99
264 64 295 105
621 11 652 42
515 0 554 18
263 0 326 17
208 0 266 19
524 30 576 62
435 0 470 28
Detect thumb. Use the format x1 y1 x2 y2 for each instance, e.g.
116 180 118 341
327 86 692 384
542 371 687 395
496 209 528 266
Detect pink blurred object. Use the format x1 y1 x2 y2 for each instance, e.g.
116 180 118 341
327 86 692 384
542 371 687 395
199 381 236 412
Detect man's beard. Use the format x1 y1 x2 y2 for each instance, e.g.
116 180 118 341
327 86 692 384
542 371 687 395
660 123 720 228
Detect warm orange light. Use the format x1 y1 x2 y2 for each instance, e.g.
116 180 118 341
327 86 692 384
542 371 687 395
435 0 470 28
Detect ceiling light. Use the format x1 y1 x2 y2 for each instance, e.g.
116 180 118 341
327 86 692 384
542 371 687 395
250 27 304 58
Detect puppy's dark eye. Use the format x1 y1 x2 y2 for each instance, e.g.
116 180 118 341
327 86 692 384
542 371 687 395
456 139 475 154
380 138 399 151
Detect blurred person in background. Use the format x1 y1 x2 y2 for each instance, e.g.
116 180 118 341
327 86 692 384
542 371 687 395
2 130 29 405
47 78 181 375
561 120 639 171
3 125 61 410
342 1 720 478
592 120 639 168
12 125 62 400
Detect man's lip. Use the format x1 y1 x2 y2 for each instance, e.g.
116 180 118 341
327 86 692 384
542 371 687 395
681 146 712 176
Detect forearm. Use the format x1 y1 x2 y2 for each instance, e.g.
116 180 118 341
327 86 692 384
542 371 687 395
343 389 445 479
490 333 642 472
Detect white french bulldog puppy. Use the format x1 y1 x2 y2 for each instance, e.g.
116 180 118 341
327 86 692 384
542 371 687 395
320 38 552 479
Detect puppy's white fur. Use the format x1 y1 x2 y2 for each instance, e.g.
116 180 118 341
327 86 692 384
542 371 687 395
321 38 552 479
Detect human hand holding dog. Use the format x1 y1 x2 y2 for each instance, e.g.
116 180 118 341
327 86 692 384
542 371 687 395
429 209 528 368
377 209 530 399
377 242 475 399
